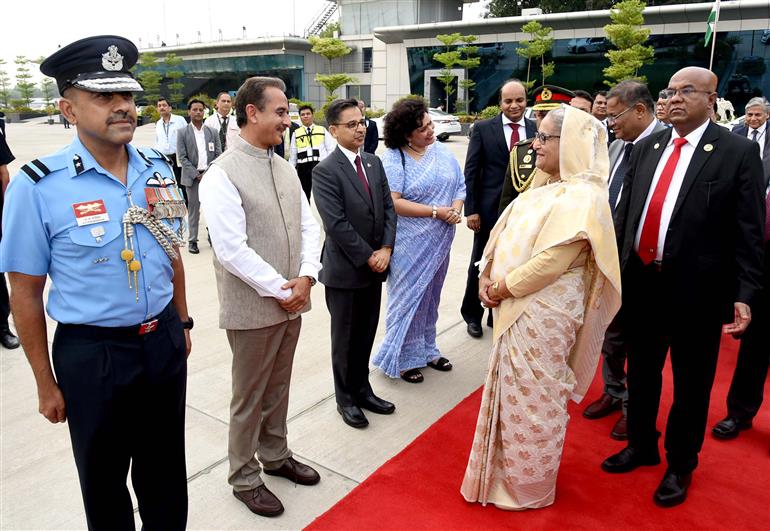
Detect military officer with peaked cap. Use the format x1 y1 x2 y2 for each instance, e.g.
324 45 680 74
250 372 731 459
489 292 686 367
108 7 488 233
498 85 577 213
0 36 191 531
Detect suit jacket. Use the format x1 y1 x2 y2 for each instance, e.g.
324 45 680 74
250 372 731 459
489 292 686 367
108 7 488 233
312 147 397 289
615 121 766 319
608 120 669 169
363 119 379 154
465 113 536 228
176 123 222 186
731 123 770 188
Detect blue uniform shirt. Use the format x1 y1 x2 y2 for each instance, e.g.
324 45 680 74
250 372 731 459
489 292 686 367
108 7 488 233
0 136 182 326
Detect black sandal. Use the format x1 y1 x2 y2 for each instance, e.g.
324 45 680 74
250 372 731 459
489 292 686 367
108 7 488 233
427 357 453 372
400 368 424 383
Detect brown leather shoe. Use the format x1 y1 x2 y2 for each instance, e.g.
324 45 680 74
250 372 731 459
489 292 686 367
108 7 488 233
264 457 320 486
610 414 628 440
233 485 284 517
583 393 622 419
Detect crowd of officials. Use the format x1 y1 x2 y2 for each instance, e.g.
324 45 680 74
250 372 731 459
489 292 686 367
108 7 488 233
0 34 767 529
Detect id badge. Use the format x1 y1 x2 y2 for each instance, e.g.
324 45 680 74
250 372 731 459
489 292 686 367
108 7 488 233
208 141 215 152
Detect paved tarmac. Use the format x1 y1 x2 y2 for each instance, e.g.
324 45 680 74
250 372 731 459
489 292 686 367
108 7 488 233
0 119 495 530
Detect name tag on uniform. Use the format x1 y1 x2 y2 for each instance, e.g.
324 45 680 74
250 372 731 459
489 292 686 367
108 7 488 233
72 199 110 226
208 141 215 152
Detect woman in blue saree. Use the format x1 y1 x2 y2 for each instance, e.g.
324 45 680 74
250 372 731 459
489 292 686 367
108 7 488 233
372 98 466 383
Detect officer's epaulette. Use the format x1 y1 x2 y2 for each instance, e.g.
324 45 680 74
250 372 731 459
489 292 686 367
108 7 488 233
18 151 65 183
136 147 171 165
514 137 534 147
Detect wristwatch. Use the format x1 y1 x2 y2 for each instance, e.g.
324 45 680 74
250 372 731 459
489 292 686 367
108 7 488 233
305 276 317 286
181 317 194 330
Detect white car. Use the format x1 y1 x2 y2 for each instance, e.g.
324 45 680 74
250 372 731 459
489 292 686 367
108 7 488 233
567 37 608 54
372 108 462 141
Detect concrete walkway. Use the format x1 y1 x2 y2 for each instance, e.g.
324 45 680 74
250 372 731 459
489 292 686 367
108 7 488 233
0 121 494 530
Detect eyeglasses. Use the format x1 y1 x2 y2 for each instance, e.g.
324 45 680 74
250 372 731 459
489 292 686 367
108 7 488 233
332 119 367 130
659 87 714 100
534 132 560 144
607 106 634 125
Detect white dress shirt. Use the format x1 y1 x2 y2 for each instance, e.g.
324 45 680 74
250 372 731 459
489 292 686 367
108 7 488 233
501 114 527 150
288 124 337 166
337 144 369 183
192 125 208 171
153 114 187 156
203 111 240 150
745 121 767 159
199 161 322 300
634 119 710 261
609 118 658 208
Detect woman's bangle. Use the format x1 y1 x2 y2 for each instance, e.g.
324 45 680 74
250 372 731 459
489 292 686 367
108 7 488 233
431 205 437 219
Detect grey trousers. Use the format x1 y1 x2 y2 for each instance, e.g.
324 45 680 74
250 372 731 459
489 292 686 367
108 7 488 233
601 310 628 414
226 318 301 492
186 178 201 243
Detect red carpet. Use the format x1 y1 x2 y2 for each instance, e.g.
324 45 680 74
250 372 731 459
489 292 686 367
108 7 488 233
307 336 770 530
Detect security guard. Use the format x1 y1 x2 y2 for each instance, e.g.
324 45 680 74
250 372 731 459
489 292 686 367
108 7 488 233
288 104 336 200
498 85 576 213
0 36 191 531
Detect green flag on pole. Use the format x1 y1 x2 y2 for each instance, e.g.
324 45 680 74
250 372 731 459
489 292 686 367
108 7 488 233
704 5 717 46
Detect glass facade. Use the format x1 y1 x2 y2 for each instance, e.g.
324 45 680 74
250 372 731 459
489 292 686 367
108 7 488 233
340 0 463 36
407 30 770 115
135 54 305 104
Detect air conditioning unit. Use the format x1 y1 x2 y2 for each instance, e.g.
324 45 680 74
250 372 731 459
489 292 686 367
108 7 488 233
521 8 543 16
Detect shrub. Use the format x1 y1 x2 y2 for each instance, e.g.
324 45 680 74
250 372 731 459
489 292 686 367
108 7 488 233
142 104 160 123
479 105 500 120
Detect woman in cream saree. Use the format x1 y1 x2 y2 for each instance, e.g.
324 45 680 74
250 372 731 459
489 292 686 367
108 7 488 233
461 106 622 510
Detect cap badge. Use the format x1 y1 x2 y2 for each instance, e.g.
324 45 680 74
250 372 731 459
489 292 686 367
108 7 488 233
102 45 124 71
541 88 552 101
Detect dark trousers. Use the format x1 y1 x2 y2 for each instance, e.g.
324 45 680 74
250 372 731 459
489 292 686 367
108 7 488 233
52 304 188 531
601 310 628 414
325 283 382 407
461 226 493 326
0 273 9 332
296 161 317 201
624 256 722 474
726 280 769 421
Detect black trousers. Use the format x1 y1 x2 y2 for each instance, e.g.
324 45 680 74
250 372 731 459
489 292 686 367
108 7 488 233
461 225 493 326
296 161 318 201
325 283 382 407
0 273 9 332
52 304 188 531
624 256 723 474
726 280 769 421
601 309 629 412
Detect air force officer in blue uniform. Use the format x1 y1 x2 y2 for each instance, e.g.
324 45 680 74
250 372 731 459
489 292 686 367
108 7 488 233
0 36 192 531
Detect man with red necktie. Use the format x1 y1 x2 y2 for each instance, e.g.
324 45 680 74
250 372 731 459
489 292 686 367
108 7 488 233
603 67 766 508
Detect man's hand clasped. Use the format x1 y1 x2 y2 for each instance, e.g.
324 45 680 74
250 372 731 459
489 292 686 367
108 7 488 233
279 276 313 313
368 247 392 273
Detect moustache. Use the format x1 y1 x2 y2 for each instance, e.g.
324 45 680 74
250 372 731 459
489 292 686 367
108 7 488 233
107 113 135 125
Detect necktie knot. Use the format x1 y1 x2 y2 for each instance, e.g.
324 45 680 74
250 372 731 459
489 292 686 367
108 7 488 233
673 137 687 149
624 142 634 158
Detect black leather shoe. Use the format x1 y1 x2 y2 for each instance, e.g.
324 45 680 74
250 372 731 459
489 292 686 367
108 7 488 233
653 470 691 507
610 414 628 441
0 330 20 349
467 322 483 338
601 446 660 473
712 416 752 440
337 404 368 428
188 242 200 254
583 393 622 419
357 394 395 415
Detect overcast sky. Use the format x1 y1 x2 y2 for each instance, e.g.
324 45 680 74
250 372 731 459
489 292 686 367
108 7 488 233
1 0 487 83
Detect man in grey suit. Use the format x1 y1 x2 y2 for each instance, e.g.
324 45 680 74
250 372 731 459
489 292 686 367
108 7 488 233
731 97 770 188
177 98 222 254
582 80 668 440
312 98 397 429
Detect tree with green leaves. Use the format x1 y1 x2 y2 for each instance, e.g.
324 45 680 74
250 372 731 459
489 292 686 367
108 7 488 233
515 21 555 90
309 35 355 102
41 77 56 107
13 56 36 110
163 53 185 107
603 0 654 86
135 52 162 103
432 33 480 113
0 59 11 108
319 21 341 38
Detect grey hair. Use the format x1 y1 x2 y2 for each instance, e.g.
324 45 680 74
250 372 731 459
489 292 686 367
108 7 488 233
745 96 768 112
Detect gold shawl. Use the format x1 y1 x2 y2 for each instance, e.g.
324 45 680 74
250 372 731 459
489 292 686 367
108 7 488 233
482 105 622 402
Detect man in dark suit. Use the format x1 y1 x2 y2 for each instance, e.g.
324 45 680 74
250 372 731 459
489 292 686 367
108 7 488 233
582 80 668 441
462 79 536 338
358 99 379 154
177 98 222 254
602 67 766 508
313 98 397 429
711 96 770 440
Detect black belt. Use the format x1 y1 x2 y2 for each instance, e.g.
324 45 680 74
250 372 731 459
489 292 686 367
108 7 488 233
58 303 176 339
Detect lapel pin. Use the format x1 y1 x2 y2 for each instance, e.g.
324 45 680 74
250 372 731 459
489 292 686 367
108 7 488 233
366 163 371 168
703 144 713 152
653 143 660 150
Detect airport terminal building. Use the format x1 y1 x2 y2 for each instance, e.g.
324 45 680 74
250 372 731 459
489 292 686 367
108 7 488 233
142 0 770 115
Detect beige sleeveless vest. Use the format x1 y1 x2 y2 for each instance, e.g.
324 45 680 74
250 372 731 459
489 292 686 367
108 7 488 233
209 135 306 330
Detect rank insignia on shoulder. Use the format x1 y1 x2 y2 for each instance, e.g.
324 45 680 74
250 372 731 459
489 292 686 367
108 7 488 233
73 155 85 174
19 158 53 183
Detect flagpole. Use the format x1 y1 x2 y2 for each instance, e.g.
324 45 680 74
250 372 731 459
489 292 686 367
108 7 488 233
709 0 721 71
